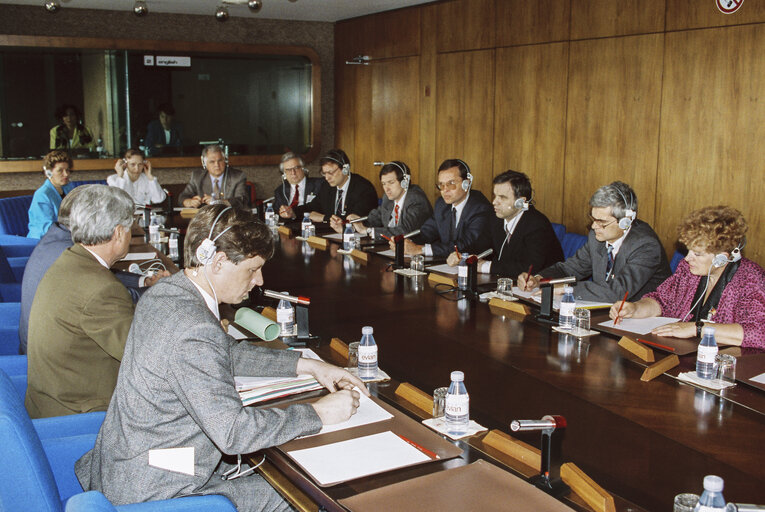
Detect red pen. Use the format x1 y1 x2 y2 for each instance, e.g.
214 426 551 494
454 245 461 259
614 291 629 325
380 234 392 242
395 433 439 459
638 338 676 352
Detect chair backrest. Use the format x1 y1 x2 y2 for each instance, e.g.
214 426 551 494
0 247 16 283
550 223 566 246
245 181 257 206
561 232 588 259
670 249 686 273
0 368 63 511
0 196 33 237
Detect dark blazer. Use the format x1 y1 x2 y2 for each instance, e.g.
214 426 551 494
295 174 379 222
539 219 671 302
488 206 564 278
19 222 143 354
143 119 182 157
414 190 493 258
366 184 433 240
272 176 324 211
178 167 249 209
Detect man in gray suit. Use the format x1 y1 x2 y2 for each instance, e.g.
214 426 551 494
76 205 366 511
179 144 249 209
518 181 670 302
343 161 433 240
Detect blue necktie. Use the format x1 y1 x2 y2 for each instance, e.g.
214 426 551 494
605 244 615 280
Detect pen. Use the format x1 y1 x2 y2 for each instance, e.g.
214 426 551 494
527 264 533 276
454 245 461 259
614 291 629 325
380 234 392 242
395 433 439 459
638 338 676 352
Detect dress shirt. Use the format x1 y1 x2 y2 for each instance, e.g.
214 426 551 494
480 211 524 273
424 192 470 257
107 173 166 205
389 191 408 227
289 176 307 206
189 277 220 320
335 175 351 214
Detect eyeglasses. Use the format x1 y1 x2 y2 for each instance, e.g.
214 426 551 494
588 215 617 228
436 180 460 191
284 166 304 174
320 166 341 177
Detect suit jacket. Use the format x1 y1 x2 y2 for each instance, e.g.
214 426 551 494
75 272 321 509
539 219 671 302
25 244 135 418
19 222 144 354
178 167 249 209
489 206 564 278
143 119 183 157
272 176 324 211
366 184 433 240
295 174 379 222
27 179 75 239
414 190 493 258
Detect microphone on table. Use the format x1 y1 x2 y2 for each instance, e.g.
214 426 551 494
262 197 275 204
349 216 368 224
476 248 493 260
403 229 420 239
263 289 310 305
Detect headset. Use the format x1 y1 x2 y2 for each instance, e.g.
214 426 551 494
456 159 473 192
324 153 351 176
712 242 743 268
513 192 534 212
612 185 637 230
195 206 234 266
44 166 52 179
201 146 229 199
280 154 307 181
384 161 411 190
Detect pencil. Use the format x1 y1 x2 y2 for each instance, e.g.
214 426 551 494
395 433 439 459
380 234 392 242
638 338 676 352
614 291 629 325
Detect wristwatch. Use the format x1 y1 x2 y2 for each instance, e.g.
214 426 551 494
695 320 705 337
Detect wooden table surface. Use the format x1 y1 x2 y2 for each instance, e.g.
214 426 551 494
252 233 765 511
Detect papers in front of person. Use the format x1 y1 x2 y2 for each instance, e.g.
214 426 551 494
235 348 324 406
512 286 538 300
120 252 157 261
376 249 395 258
750 372 765 385
287 431 431 486
426 263 459 275
598 317 680 335
531 295 611 311
324 232 368 241
305 390 393 437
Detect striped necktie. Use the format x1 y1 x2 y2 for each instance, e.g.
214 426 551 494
605 244 615 280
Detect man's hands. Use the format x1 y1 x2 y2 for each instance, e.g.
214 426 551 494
388 238 423 255
144 270 170 287
329 215 345 234
114 159 127 178
279 205 296 220
297 358 370 425
517 272 540 291
183 196 203 208
312 389 361 425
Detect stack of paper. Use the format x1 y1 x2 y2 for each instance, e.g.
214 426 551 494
235 375 323 406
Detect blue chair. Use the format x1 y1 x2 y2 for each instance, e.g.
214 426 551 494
561 232 587 259
66 491 237 511
0 355 27 399
0 195 33 237
0 282 21 302
670 249 687 273
0 246 26 283
0 369 235 512
0 302 21 355
0 234 38 257
550 223 566 246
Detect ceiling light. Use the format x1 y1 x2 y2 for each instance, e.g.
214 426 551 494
215 5 229 21
44 1 60 13
133 0 148 17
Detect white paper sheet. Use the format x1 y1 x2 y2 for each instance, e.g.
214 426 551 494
287 431 430 486
597 317 680 335
148 447 195 476
376 249 395 258
512 286 538 300
531 296 611 311
305 391 393 437
426 263 459 275
120 252 157 261
750 372 765 385
324 233 344 241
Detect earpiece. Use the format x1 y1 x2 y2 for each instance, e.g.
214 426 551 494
386 161 410 190
457 159 473 192
325 155 350 176
44 167 52 179
712 244 742 268
613 185 637 230
195 206 234 266
513 197 530 211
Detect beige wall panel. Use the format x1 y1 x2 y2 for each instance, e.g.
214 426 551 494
435 0 495 53
493 43 569 223
564 35 664 236
435 50 496 199
496 0 571 46
667 0 765 31
336 7 420 59
657 24 765 263
570 0 665 40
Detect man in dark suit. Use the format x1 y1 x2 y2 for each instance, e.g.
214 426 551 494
143 103 182 157
179 144 248 209
345 161 432 240
273 151 324 218
518 181 671 302
403 159 493 258
295 149 378 224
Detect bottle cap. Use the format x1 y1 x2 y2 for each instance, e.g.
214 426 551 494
702 326 716 336
564 285 574 293
303 212 310 218
703 475 724 492
362 326 373 335
450 370 464 382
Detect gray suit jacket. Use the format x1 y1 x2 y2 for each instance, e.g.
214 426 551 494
366 184 433 240
540 219 671 302
75 272 321 508
178 167 249 209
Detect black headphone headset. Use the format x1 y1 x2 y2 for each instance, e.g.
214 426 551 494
612 185 637 230
456 159 473 192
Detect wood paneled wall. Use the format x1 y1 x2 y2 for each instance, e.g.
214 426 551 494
335 0 765 263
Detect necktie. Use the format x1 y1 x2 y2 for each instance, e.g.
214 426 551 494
335 189 344 215
290 184 300 208
605 244 615 280
394 204 400 225
449 207 457 243
212 179 221 200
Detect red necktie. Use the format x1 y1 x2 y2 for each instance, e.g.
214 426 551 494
290 184 300 208
394 204 400 225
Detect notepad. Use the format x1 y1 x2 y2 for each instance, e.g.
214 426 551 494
598 317 679 335
287 431 431 486
750 372 765 385
426 263 459 275
120 252 157 261
305 391 393 437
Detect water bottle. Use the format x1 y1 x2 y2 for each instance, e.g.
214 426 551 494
358 326 378 379
96 137 104 156
558 285 576 330
694 475 727 511
696 326 718 380
445 370 470 435
343 223 354 251
265 204 275 227
457 254 468 290
149 213 161 244
276 292 295 338
301 213 312 238
168 230 179 261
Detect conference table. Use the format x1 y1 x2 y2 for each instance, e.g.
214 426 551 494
240 231 765 512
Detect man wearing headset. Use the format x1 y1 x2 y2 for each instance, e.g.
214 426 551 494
518 181 670 302
402 159 493 258
179 144 248 209
449 170 563 277
273 151 323 218
343 161 433 239
294 149 378 224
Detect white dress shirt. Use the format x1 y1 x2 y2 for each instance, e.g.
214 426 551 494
287 176 307 206
107 173 167 205
335 175 351 214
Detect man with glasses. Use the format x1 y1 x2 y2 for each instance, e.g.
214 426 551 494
401 159 492 258
295 148 378 224
518 181 670 302
274 152 323 219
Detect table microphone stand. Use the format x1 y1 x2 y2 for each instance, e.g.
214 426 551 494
536 277 576 326
393 235 406 269
511 415 570 498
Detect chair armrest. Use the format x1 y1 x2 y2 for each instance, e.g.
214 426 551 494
34 411 106 440
42 434 97 501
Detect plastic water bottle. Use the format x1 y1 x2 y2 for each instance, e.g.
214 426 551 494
168 230 179 261
276 292 295 338
694 475 727 511
696 326 718 380
558 285 576 330
343 223 354 251
457 254 468 290
265 204 275 227
149 213 161 244
301 213 313 238
358 326 378 379
445 370 469 436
